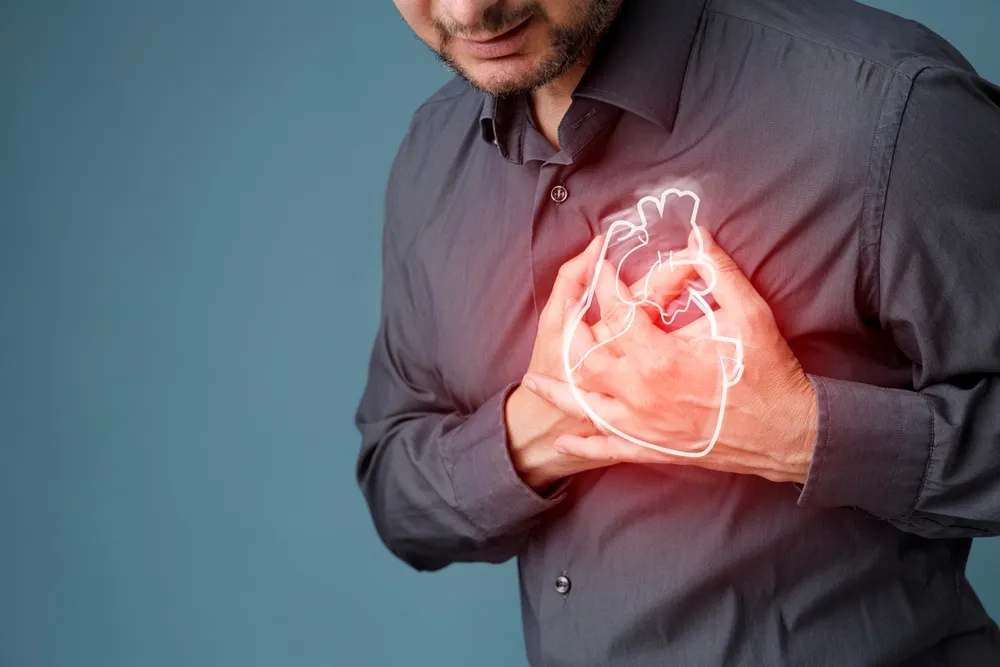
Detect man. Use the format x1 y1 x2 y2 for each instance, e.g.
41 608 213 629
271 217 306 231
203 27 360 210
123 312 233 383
355 0 1000 664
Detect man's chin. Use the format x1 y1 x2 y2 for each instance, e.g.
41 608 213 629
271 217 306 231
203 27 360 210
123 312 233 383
453 55 550 96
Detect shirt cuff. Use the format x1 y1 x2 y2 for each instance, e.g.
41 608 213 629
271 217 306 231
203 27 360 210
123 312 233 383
796 374 933 519
447 382 569 537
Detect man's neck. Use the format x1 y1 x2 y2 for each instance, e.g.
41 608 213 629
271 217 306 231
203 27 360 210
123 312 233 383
528 59 591 151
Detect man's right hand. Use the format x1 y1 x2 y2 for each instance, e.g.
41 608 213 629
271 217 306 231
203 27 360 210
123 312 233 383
505 235 608 492
505 234 702 493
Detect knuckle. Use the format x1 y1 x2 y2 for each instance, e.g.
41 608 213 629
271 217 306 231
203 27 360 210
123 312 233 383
635 390 662 416
580 350 612 381
634 360 656 383
539 302 557 326
649 345 674 369
579 352 600 377
557 262 578 281
744 303 773 328
604 302 628 324
713 256 740 274
542 302 570 332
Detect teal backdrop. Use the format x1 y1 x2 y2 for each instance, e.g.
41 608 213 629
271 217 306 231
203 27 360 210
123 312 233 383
1 2 997 666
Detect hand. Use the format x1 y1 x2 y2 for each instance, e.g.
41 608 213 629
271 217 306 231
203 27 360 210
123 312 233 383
504 235 607 491
523 226 818 485
505 235 700 491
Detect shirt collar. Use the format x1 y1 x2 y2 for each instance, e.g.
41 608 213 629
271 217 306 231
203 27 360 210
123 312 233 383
479 0 708 146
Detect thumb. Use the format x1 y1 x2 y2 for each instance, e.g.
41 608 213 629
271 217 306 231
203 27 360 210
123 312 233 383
543 234 604 327
554 433 670 465
688 226 766 316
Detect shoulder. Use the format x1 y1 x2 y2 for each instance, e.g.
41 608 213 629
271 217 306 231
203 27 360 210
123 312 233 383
389 74 482 184
384 75 483 249
706 0 975 76
890 66 1000 203
401 75 483 154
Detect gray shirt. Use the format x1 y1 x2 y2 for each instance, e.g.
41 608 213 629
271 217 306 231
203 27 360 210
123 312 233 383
354 0 1000 664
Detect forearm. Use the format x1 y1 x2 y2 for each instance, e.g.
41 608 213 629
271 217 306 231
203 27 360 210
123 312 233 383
794 65 1000 540
356 383 569 571
796 374 1000 538
505 384 598 492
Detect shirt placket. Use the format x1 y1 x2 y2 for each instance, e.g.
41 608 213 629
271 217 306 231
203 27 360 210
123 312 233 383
527 102 621 318
521 102 624 665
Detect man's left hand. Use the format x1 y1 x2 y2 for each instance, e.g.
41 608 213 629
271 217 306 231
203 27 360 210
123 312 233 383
523 227 819 485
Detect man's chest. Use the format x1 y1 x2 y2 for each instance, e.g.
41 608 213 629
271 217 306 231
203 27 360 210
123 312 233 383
405 109 895 411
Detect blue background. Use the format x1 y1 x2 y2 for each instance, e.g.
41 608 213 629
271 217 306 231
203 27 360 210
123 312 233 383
1 2 997 666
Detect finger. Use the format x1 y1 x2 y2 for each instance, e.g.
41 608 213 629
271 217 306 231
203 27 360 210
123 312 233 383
553 433 672 465
592 319 612 343
562 321 603 378
592 259 634 354
629 249 698 307
687 227 770 323
567 342 624 397
521 372 589 421
591 319 627 355
594 259 657 347
545 236 607 368
665 300 745 387
591 320 623 360
523 372 625 423
668 306 715 341
542 235 605 329
632 252 700 328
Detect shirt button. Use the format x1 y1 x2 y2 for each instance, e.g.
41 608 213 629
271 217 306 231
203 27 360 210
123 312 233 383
550 185 568 203
554 575 571 595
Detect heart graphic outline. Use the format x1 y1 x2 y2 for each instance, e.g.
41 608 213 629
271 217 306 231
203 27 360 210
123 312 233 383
561 188 745 458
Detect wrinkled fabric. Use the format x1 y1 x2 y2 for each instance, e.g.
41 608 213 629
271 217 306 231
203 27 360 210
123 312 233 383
355 0 1000 664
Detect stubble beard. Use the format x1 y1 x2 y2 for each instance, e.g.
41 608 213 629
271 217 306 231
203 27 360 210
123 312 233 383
428 0 621 97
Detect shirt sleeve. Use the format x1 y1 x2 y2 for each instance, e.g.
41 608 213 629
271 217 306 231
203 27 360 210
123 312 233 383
796 65 1000 539
353 130 568 571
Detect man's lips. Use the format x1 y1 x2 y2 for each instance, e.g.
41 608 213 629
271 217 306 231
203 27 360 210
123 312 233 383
457 17 532 59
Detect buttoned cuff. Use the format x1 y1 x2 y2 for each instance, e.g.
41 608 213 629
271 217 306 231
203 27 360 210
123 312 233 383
448 382 570 537
796 374 933 519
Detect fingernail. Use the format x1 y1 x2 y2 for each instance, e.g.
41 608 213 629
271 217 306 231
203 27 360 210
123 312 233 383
523 377 538 393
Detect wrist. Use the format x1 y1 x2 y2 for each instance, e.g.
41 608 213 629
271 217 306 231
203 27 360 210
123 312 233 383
784 376 819 484
504 385 577 491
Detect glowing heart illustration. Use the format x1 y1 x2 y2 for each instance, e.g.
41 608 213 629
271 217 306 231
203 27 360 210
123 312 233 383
561 188 745 458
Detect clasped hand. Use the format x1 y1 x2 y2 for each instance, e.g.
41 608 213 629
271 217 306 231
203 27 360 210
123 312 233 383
509 227 817 490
